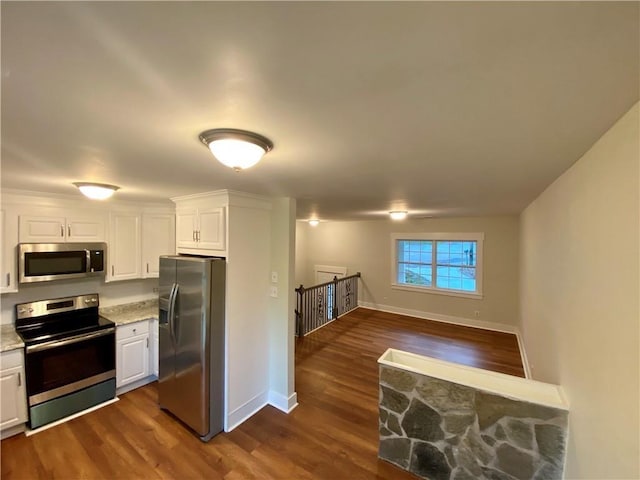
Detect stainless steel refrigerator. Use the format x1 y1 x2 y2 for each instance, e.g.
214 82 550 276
158 255 225 441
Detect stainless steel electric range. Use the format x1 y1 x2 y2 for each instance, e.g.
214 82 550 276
15 294 116 429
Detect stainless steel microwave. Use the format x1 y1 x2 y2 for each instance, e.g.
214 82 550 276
19 243 107 284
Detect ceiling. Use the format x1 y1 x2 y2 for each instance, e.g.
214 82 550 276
2 2 638 220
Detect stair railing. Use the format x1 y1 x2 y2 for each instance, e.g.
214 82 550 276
295 272 361 337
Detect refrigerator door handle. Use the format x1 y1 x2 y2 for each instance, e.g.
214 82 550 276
168 283 178 345
172 284 180 343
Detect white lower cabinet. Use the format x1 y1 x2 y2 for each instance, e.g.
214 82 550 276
116 321 150 390
0 350 27 434
150 318 159 378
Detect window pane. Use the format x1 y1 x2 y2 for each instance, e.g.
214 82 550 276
461 266 476 280
436 276 449 289
463 242 476 266
437 251 451 264
461 279 476 292
449 242 463 254
448 277 462 290
437 241 450 253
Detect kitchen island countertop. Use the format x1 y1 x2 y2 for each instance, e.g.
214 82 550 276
100 299 158 326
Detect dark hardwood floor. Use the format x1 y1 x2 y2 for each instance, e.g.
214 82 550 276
1 307 524 479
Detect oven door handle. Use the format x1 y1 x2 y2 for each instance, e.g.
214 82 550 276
85 249 91 273
26 327 115 353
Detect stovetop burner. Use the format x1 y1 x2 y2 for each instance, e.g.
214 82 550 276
15 294 114 346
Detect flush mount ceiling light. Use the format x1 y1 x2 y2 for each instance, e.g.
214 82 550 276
199 128 273 171
73 182 120 200
308 219 320 227
389 211 408 220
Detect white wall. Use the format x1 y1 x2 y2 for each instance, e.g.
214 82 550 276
520 102 639 478
1 277 157 324
267 198 297 412
296 216 520 328
225 201 271 429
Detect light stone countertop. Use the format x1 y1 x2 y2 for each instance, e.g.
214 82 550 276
1 324 24 352
100 299 159 326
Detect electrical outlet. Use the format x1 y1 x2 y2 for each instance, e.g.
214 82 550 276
474 310 480 317
270 286 278 298
271 271 278 283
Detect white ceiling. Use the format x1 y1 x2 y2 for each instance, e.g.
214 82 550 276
2 2 638 220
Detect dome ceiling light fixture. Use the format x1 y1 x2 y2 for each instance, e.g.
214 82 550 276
73 182 120 200
198 128 274 171
308 219 320 227
389 211 408 220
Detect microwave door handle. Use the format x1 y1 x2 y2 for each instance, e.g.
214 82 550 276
85 249 91 273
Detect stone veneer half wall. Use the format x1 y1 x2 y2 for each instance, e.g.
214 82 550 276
378 349 569 480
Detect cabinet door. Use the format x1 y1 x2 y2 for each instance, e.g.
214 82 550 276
108 212 141 282
0 209 18 293
0 366 27 430
116 335 149 388
142 214 175 278
66 214 106 242
198 207 225 251
175 209 197 249
19 215 66 243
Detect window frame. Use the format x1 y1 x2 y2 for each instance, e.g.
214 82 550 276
390 232 484 299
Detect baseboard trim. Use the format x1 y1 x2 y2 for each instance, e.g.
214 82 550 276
116 375 156 396
268 390 299 413
0 423 25 440
516 333 532 379
226 390 268 432
357 301 531 378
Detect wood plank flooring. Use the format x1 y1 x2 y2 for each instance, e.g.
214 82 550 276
1 307 524 479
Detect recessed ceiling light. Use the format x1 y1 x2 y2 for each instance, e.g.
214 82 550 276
389 211 408 220
73 182 120 200
308 219 320 227
199 128 273 171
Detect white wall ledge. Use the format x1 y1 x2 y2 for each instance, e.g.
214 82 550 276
378 348 568 410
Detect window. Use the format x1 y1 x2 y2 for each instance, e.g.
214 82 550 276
391 232 483 298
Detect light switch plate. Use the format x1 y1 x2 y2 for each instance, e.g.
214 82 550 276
271 271 278 283
270 286 278 298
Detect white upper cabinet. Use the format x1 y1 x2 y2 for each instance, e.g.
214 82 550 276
0 209 18 293
19 213 105 243
176 208 199 250
175 202 225 255
108 212 141 282
142 213 175 278
195 206 225 251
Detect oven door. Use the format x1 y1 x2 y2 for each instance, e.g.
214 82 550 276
24 328 115 406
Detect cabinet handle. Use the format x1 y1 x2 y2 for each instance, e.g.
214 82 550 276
6 273 9 287
146 263 149 273
146 337 149 348
193 230 196 241
197 230 200 242
112 265 115 276
60 225 64 237
68 225 71 237
17 372 21 387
